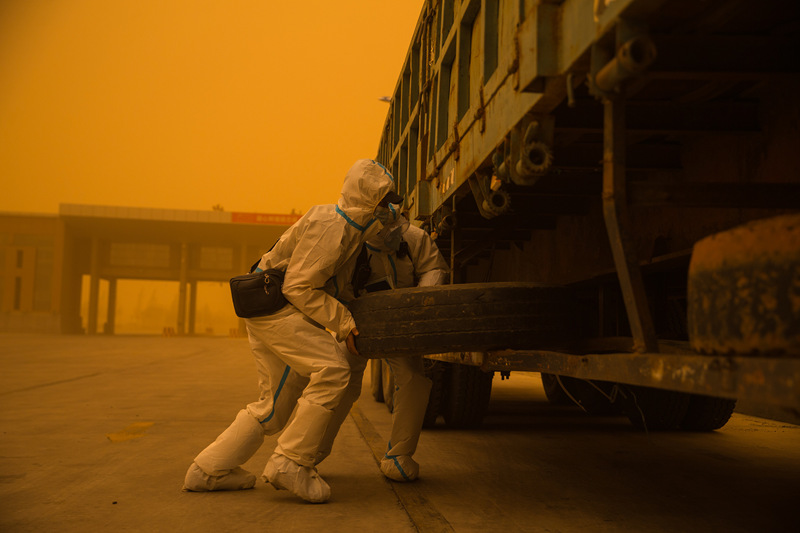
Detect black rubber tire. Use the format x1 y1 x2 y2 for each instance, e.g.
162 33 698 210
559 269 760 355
350 283 576 358
382 361 395 413
370 359 384 403
620 385 692 431
443 363 494 429
680 394 737 431
554 376 619 415
423 359 446 428
688 213 800 355
541 373 572 405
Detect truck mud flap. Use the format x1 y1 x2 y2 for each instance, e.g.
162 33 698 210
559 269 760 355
688 213 800 356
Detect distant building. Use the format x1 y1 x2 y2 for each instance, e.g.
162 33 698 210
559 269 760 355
0 204 300 334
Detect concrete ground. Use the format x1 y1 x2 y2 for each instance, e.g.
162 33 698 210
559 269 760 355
1 334 799 532
0 334 416 532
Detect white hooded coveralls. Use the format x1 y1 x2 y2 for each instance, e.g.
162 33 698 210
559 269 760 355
365 217 448 468
190 160 395 482
314 213 449 479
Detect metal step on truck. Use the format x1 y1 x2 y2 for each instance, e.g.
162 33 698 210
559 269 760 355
350 0 800 431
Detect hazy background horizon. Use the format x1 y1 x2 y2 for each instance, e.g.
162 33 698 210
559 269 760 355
1 1 425 335
1 1 424 217
80 278 237 336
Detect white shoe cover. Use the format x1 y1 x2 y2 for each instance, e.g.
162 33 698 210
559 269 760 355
183 462 256 491
263 454 330 503
380 455 419 482
313 449 330 466
193 410 264 475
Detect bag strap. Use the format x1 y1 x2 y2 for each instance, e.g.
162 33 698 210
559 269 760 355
249 238 282 274
265 268 285 284
351 243 371 296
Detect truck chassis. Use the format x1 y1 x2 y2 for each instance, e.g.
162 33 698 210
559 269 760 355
372 0 800 426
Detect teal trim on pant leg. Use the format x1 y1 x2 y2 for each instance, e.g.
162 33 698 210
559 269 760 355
260 365 291 424
384 441 411 481
391 457 411 481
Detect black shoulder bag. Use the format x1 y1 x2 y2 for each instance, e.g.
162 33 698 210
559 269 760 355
230 266 288 318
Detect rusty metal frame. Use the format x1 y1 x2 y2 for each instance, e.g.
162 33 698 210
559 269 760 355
480 349 800 410
426 347 800 409
602 96 659 353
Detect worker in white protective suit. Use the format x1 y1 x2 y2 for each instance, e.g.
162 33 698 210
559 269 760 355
313 208 449 482
183 159 402 503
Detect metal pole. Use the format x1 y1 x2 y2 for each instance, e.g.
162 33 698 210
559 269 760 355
177 243 188 335
602 96 658 353
87 237 100 335
188 280 197 335
106 278 117 335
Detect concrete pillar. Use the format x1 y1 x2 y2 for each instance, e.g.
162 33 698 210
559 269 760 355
177 243 188 335
106 278 117 335
188 280 197 335
87 237 100 335
239 244 250 274
238 244 250 337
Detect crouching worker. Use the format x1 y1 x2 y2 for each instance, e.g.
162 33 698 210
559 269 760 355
183 159 402 503
314 207 449 482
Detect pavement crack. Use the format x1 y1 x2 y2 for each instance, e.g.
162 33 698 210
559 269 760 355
349 405 454 533
0 372 104 396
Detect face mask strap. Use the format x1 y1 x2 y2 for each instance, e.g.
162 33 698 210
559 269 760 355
373 205 391 225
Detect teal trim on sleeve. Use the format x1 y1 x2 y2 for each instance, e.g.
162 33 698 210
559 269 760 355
388 255 398 287
335 205 376 233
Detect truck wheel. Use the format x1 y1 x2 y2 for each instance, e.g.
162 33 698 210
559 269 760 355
382 361 395 413
443 363 493 429
370 359 384 403
680 395 737 431
621 385 691 430
423 359 446 428
541 373 572 405
688 213 800 355
559 376 619 415
350 283 576 357
541 373 619 414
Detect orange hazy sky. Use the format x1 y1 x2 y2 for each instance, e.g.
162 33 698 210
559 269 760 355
0 1 424 216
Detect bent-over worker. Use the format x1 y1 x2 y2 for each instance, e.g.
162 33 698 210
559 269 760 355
183 159 401 503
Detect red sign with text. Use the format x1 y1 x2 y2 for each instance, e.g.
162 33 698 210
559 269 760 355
231 212 302 226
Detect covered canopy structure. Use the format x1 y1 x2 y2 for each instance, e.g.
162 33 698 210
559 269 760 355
0 204 299 334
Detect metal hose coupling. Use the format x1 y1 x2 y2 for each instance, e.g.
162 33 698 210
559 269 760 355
594 35 657 94
514 121 554 185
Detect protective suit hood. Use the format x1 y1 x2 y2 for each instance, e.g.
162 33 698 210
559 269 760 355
257 158 400 342
337 159 397 230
